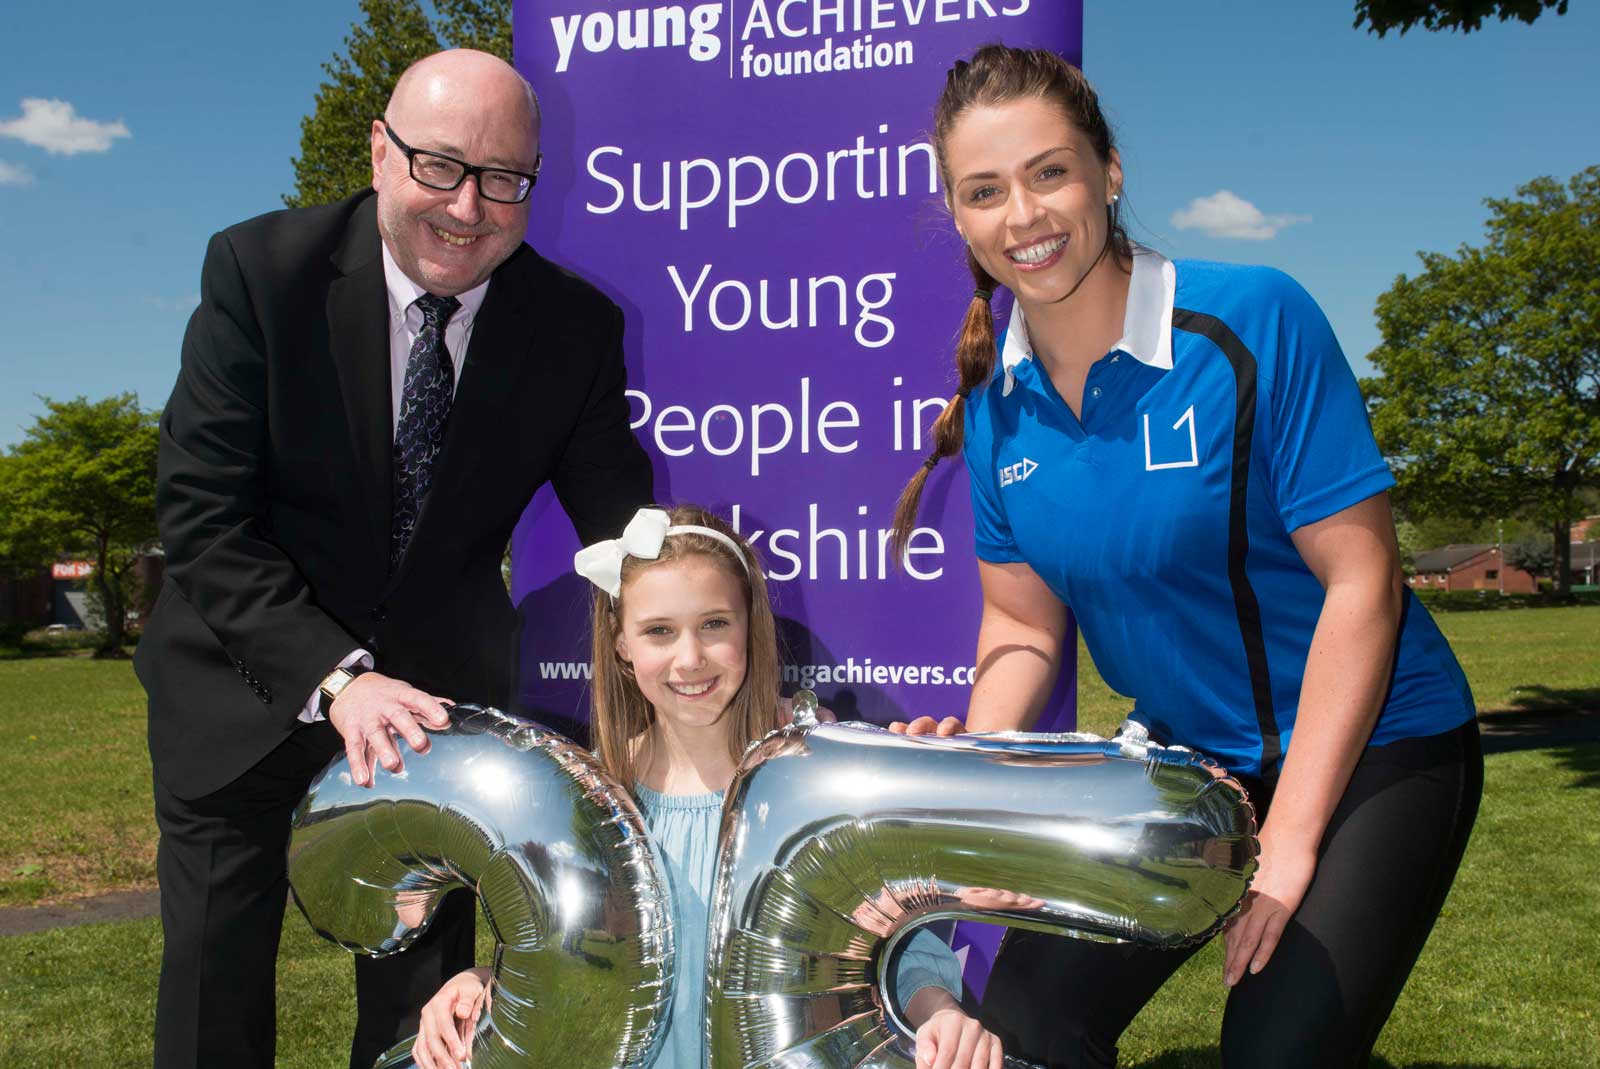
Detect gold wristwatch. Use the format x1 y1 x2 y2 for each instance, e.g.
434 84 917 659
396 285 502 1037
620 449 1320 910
318 665 370 713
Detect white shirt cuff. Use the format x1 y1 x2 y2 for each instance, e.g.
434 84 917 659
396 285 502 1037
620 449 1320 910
298 648 375 723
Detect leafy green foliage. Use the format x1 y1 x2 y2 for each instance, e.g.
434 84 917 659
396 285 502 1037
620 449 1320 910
284 0 513 209
1354 0 1568 37
1395 512 1542 550
1362 167 1600 594
1504 538 1555 576
0 396 158 656
284 0 439 209
433 0 513 56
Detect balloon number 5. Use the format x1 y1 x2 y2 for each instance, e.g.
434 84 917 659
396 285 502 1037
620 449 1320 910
705 722 1257 1069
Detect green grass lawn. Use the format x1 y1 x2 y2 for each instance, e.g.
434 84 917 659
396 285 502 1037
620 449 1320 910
0 655 153 905
1428 607 1600 715
1072 604 1600 737
2 606 1597 1065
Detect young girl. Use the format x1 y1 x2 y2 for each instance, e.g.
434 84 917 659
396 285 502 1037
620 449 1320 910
411 505 1003 1069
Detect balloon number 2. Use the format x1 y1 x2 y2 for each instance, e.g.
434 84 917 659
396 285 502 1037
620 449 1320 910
288 706 673 1069
289 707 1257 1069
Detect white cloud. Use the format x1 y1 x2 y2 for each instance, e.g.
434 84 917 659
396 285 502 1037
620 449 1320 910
0 160 33 186
0 98 131 155
1170 190 1309 240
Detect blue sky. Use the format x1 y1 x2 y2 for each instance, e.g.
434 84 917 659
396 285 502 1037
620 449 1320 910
2 1 1596 446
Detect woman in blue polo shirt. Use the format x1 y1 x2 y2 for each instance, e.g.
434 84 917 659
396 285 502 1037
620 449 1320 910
891 45 1482 1068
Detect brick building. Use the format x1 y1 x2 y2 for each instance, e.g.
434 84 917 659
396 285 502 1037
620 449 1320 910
1408 544 1537 594
1571 541 1598 589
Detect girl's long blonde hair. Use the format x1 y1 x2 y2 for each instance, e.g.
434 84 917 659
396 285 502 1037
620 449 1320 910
589 504 782 790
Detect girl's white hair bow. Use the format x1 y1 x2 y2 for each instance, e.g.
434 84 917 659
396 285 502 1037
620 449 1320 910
573 507 750 598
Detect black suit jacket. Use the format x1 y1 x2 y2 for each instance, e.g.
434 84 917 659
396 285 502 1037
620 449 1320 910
136 191 652 799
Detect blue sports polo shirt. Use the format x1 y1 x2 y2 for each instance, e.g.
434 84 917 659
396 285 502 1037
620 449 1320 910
964 250 1474 777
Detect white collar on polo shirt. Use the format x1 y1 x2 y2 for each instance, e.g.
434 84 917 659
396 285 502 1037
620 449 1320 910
380 241 491 331
998 244 1176 397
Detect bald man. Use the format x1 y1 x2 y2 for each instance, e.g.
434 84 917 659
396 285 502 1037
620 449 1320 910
137 50 652 1068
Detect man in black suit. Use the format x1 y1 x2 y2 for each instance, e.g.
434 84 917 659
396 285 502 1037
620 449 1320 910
135 49 652 1068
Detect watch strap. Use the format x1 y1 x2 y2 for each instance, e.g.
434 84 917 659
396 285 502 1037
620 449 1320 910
318 664 372 713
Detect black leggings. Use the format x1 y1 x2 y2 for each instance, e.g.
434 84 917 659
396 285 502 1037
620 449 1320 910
977 720 1483 1069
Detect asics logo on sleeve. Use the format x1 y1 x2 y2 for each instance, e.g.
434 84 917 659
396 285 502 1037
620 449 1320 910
999 457 1039 487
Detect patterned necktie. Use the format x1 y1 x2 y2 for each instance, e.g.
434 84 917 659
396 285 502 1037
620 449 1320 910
390 293 461 572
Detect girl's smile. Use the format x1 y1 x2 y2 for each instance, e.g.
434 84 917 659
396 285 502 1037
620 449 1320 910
615 554 750 733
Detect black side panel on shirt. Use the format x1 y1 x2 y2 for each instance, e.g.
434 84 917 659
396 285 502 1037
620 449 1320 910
1171 308 1281 774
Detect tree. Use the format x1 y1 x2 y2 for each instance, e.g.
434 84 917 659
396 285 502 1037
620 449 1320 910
0 396 159 656
1503 538 1554 577
1355 0 1568 36
1362 167 1600 596
1393 520 1424 575
285 0 512 208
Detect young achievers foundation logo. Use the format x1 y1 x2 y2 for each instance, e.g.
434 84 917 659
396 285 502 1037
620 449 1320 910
548 0 1033 79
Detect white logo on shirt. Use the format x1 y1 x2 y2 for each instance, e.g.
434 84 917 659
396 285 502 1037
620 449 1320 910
1143 405 1200 471
998 457 1039 487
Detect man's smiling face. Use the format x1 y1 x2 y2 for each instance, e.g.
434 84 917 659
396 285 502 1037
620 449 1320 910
370 51 538 297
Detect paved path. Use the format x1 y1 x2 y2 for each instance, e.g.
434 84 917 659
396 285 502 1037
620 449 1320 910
3 712 1594 938
0 888 161 937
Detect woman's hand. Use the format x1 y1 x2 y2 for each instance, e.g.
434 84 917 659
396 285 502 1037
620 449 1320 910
1215 492 1404 987
412 967 491 1069
888 716 966 736
914 1003 1004 1069
1222 839 1317 986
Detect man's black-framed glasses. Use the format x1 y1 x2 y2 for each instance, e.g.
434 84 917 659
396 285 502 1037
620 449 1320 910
383 122 541 205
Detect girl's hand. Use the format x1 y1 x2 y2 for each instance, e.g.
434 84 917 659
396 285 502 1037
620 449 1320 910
412 967 491 1068
1222 841 1317 986
915 1005 1004 1069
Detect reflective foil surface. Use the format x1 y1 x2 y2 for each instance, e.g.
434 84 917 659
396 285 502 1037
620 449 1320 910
288 705 673 1069
703 721 1258 1069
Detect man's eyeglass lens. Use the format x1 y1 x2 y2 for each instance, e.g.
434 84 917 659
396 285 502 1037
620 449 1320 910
385 124 536 204
409 153 531 204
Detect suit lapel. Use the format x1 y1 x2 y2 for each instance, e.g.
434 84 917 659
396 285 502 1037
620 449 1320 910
327 199 395 569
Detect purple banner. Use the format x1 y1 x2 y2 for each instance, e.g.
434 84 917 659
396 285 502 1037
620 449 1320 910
512 0 1082 997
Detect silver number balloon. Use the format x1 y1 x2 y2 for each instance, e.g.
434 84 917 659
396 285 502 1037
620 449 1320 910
704 718 1258 1069
288 705 674 1069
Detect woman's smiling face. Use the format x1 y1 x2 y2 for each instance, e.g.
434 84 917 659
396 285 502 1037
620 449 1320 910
944 95 1122 310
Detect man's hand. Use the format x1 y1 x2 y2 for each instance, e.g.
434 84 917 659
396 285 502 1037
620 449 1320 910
327 672 452 787
888 716 966 737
